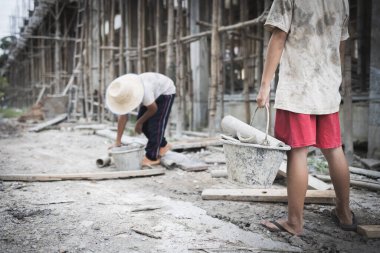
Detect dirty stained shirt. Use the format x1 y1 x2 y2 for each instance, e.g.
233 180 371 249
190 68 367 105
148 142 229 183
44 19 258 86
139 72 176 106
265 0 349 115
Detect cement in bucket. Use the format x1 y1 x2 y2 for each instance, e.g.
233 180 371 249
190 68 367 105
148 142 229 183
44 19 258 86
110 144 145 171
222 137 290 188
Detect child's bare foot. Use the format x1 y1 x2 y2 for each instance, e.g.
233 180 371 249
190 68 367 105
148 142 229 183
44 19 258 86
261 219 303 236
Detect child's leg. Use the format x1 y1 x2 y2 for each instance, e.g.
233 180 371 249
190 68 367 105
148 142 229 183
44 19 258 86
321 147 353 225
316 112 353 225
145 94 174 160
286 147 309 232
262 109 313 235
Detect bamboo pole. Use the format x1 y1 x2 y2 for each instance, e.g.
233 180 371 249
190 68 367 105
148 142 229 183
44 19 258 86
137 0 145 73
54 1 61 94
155 0 161 72
343 39 353 164
209 0 221 136
216 1 224 130
88 0 94 120
241 0 250 124
119 0 125 75
176 0 185 136
109 0 116 79
166 0 175 80
98 0 104 122
125 0 133 73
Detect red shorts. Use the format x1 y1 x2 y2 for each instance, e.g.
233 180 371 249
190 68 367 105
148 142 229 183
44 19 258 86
274 109 342 149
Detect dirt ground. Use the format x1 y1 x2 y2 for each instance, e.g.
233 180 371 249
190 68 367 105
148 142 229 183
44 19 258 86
1 118 380 253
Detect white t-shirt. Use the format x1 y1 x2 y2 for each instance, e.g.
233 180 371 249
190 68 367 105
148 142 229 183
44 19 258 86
265 0 349 114
139 72 176 106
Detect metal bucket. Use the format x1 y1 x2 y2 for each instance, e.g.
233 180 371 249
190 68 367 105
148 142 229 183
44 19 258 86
221 106 291 187
222 136 290 187
110 144 145 171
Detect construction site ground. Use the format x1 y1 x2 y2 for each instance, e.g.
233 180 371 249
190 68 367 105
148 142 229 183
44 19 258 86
1 118 380 253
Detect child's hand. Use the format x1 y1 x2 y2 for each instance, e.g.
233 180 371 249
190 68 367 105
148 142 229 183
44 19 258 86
108 141 122 150
256 84 270 108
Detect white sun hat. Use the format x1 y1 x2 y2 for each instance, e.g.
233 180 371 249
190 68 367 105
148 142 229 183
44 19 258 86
105 74 144 115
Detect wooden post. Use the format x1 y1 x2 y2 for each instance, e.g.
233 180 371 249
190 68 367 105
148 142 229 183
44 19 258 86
342 39 353 164
119 0 125 75
176 0 185 136
54 1 61 94
88 0 94 120
98 0 105 122
228 4 234 94
216 2 224 130
109 0 116 79
166 0 175 80
155 0 161 72
209 0 221 136
137 0 145 73
125 0 133 73
368 0 380 159
241 0 250 124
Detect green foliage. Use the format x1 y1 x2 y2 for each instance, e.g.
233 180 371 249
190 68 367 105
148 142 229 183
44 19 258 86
0 108 23 118
308 156 329 174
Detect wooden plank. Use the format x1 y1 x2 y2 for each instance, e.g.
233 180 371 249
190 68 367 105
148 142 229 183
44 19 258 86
0 168 165 182
277 162 332 190
201 188 336 204
360 158 380 170
28 113 68 132
357 225 380 238
171 137 222 150
210 169 228 178
349 166 380 179
204 153 226 164
160 151 208 171
314 174 380 191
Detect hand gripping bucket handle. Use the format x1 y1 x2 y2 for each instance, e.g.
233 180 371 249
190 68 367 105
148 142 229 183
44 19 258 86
237 105 270 146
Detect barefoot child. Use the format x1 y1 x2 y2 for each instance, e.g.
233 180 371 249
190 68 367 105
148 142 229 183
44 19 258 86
257 0 357 235
106 72 175 167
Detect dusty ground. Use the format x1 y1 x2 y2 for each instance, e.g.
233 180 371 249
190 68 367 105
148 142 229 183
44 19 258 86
1 118 380 253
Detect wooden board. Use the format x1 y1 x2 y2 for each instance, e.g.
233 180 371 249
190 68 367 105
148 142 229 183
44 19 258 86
201 188 336 204
210 169 228 178
28 113 68 132
357 225 380 238
0 168 165 182
277 162 332 190
349 166 380 179
171 137 222 150
160 151 208 171
360 158 380 170
314 174 380 191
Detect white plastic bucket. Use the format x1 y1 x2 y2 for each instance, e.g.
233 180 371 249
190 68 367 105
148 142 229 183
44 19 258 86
110 144 145 171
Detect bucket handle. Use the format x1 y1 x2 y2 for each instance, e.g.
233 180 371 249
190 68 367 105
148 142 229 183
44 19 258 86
237 104 270 146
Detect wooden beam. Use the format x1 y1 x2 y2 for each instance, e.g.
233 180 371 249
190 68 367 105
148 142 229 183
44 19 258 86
357 225 380 238
201 188 336 204
314 174 380 191
0 168 165 182
349 166 380 179
28 113 67 132
277 162 332 190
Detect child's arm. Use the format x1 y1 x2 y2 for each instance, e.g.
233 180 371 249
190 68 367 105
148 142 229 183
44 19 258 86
257 28 287 108
135 102 158 134
108 114 128 149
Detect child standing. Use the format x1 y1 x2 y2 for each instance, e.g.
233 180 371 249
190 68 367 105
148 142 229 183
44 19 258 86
257 0 357 235
106 72 175 166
